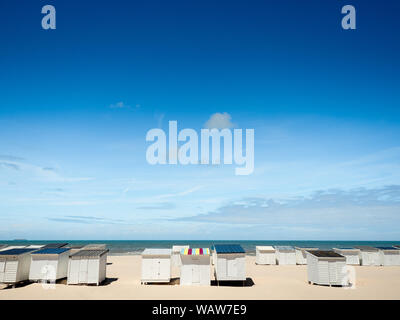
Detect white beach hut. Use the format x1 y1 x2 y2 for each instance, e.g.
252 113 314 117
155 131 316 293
295 247 318 265
354 246 380 266
67 249 109 285
376 247 400 266
180 248 211 286
275 246 296 265
333 248 360 265
214 244 246 283
0 248 36 285
307 250 348 286
141 249 172 284
29 248 71 282
255 246 276 265
172 245 189 268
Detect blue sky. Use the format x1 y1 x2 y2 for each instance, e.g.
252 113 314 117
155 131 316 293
0 0 399 240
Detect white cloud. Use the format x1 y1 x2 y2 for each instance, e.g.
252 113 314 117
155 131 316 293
204 112 234 129
109 101 130 109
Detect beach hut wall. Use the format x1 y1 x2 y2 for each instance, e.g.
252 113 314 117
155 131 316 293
307 250 348 286
295 247 319 265
214 244 246 281
354 246 380 266
0 249 36 284
275 246 296 265
141 249 172 284
255 246 276 265
67 249 108 285
376 247 400 266
29 248 71 281
171 245 189 268
180 248 211 286
333 248 360 265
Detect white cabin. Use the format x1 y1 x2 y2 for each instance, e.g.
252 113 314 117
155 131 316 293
214 244 246 282
29 248 71 282
67 249 108 285
295 247 318 265
141 249 172 284
354 246 380 266
376 247 400 266
275 246 296 265
0 248 36 284
255 246 276 265
307 250 348 286
333 248 360 265
180 248 210 286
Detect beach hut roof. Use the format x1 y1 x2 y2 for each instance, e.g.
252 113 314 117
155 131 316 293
310 250 345 258
275 246 295 251
354 245 379 252
32 248 70 255
70 249 109 258
83 244 106 249
0 248 35 256
142 248 171 256
257 246 275 251
376 246 398 251
214 244 245 254
181 248 210 255
294 247 318 250
42 243 68 249
0 244 8 250
393 245 400 249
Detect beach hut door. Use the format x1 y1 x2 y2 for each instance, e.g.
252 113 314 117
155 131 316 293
192 265 200 284
328 261 338 283
78 259 88 283
227 258 237 277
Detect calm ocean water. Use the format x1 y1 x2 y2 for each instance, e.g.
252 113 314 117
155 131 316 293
2 240 400 255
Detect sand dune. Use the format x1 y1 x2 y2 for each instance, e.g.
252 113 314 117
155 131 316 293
1 255 400 300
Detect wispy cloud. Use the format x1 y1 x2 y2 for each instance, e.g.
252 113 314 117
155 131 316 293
157 185 203 199
48 215 127 225
137 202 176 210
109 101 140 109
0 154 25 161
0 162 20 171
173 185 400 229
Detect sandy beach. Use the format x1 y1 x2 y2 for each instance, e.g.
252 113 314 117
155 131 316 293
1 255 400 300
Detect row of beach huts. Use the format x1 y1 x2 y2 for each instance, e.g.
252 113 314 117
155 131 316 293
1 243 400 288
0 243 108 287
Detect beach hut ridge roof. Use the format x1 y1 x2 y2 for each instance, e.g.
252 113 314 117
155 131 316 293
70 249 109 257
214 244 245 254
32 248 70 255
0 248 36 256
42 243 69 249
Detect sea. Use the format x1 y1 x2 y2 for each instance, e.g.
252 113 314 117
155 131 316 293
2 240 400 255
